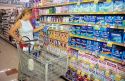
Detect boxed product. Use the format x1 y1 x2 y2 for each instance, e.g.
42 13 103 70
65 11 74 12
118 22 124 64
93 41 102 55
94 25 101 39
89 16 97 25
86 26 94 38
89 3 98 12
109 29 124 43
81 39 87 50
114 16 124 27
102 2 114 12
83 16 90 24
105 16 115 28
86 40 94 52
100 27 110 41
75 26 82 36
101 42 112 55
106 61 117 81
81 26 87 36
111 45 125 61
113 0 124 12
96 16 105 25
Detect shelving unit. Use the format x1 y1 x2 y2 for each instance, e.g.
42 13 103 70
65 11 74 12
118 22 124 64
38 0 125 80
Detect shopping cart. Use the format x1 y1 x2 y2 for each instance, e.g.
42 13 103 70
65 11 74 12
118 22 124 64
16 36 68 81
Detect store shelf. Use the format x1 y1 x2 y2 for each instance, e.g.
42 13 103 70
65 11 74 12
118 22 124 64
40 12 125 16
0 34 16 47
41 22 125 30
70 34 125 47
48 29 69 33
39 2 77 8
69 46 122 64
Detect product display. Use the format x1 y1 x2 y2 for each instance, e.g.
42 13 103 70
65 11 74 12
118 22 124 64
0 0 125 81
38 0 125 80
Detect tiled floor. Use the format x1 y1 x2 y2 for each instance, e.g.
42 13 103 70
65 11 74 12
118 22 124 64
0 38 65 81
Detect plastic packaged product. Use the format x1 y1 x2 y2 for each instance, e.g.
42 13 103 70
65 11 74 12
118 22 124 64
113 0 124 12
96 16 105 26
105 16 115 28
114 16 124 27
100 27 110 41
86 26 94 38
81 26 87 36
94 25 101 39
83 16 90 24
90 3 98 12
123 16 125 27
93 41 102 55
75 26 81 36
103 2 114 12
98 3 104 12
101 42 111 55
109 29 124 43
111 45 125 61
89 16 97 25
81 39 87 50
86 40 94 52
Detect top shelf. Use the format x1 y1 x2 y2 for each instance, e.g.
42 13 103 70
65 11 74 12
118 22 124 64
38 0 105 9
40 12 125 16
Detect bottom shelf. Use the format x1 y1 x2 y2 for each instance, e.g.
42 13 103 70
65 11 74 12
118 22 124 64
0 34 16 47
60 75 71 81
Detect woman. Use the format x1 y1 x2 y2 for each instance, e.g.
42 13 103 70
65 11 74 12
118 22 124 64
9 8 43 43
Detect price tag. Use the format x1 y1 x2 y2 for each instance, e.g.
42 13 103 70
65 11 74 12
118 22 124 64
106 0 112 3
78 50 85 54
94 0 99 4
107 41 113 47
100 56 105 61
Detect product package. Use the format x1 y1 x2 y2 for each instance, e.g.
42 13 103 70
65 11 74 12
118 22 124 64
89 16 97 25
96 16 105 26
113 0 124 12
86 26 94 38
102 2 114 12
111 45 125 61
109 29 124 43
114 16 124 27
105 16 115 28
100 27 110 41
81 26 87 36
101 42 112 55
89 3 98 12
86 40 94 53
94 25 101 39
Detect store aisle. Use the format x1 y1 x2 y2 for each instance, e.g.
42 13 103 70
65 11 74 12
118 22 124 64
0 38 65 81
0 38 18 81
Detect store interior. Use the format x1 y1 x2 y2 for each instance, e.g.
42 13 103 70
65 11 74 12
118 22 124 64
0 0 125 81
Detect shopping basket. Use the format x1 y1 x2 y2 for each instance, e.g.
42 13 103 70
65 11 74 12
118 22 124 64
16 36 68 81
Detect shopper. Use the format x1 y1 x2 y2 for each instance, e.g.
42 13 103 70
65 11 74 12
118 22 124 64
9 8 43 43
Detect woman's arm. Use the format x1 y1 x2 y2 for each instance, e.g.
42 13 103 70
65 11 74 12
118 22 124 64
33 26 44 33
9 20 22 42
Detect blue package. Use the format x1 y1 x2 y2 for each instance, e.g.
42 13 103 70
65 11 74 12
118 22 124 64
75 26 81 36
113 0 124 12
70 26 76 35
109 29 124 43
74 16 80 23
83 16 90 24
123 16 125 27
90 3 98 12
81 26 87 36
114 16 124 27
112 45 125 60
86 40 94 52
96 16 105 26
93 41 102 53
81 39 87 50
89 16 97 25
105 16 115 28
101 42 112 54
86 26 94 38
103 2 114 12
94 25 101 39
68 38 76 47
98 3 104 12
124 33 125 44
100 27 110 41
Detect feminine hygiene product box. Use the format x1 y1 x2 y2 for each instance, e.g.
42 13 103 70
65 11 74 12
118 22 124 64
113 0 124 12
